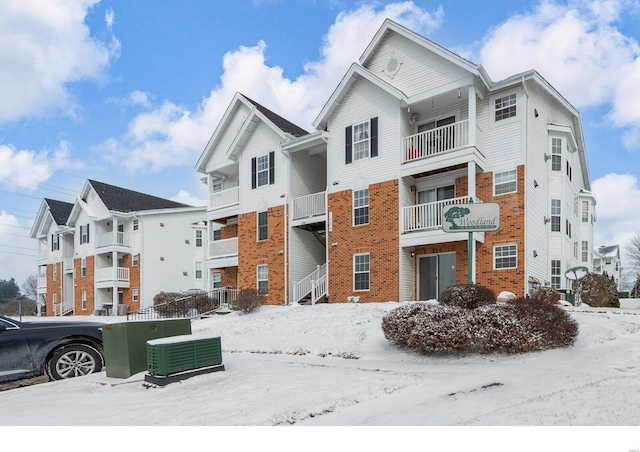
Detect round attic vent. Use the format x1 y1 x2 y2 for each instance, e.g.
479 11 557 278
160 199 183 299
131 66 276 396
383 52 403 78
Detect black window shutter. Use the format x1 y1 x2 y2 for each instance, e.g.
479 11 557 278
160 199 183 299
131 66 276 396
269 151 275 185
87 224 90 243
345 125 352 164
251 157 257 189
51 234 54 251
370 117 378 157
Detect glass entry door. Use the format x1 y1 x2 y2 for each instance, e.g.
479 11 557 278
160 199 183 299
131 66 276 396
418 253 456 300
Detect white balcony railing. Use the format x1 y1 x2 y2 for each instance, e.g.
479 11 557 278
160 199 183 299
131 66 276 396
292 263 327 305
38 249 48 260
97 231 130 248
209 237 238 259
292 191 326 221
402 196 476 233
64 257 74 271
209 187 239 210
95 266 130 283
37 277 47 289
403 120 480 163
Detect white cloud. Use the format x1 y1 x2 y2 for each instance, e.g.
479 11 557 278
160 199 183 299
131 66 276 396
0 141 82 191
0 212 35 285
170 190 207 207
105 8 115 29
591 173 640 253
0 0 119 123
94 1 444 172
471 0 640 149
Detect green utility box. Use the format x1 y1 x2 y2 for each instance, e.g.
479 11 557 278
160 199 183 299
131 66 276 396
147 335 222 377
103 319 191 378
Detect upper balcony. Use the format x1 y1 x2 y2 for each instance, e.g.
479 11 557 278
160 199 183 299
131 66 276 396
96 231 131 253
401 120 486 177
208 186 240 222
291 191 327 227
95 266 130 288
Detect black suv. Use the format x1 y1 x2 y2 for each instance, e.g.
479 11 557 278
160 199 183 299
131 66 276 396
0 315 105 383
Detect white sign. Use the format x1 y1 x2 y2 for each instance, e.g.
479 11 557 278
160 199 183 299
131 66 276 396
442 203 500 232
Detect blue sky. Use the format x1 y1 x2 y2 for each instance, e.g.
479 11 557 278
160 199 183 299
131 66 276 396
2 0 640 287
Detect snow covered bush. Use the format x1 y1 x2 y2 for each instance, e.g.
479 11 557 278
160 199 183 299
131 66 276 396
579 273 620 308
381 298 578 354
439 284 496 309
529 287 560 304
233 289 264 314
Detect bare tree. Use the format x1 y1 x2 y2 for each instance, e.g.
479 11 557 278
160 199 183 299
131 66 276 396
625 234 640 272
22 274 38 301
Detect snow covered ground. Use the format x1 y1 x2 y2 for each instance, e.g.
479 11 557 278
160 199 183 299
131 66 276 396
2 300 640 451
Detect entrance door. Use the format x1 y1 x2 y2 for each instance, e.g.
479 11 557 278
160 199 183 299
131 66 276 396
418 253 456 300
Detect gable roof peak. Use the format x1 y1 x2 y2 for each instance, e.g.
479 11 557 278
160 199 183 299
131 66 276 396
86 179 193 213
239 93 309 138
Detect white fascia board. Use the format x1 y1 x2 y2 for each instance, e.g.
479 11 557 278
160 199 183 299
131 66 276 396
133 206 207 217
547 124 579 150
282 130 329 153
195 93 252 172
226 107 289 160
29 199 52 238
67 198 97 226
313 64 408 130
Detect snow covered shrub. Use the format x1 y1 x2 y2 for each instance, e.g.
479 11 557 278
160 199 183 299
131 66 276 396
381 297 578 354
234 288 264 314
439 284 496 309
529 287 560 304
579 273 620 308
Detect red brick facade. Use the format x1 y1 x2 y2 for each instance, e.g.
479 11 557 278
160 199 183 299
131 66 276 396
45 262 62 316
327 180 399 303
74 256 95 314
237 205 286 305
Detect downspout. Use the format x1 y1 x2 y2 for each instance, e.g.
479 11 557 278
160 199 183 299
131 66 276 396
521 75 530 297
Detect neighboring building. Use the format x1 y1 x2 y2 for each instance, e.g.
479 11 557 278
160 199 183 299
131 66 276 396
30 180 206 316
196 19 596 304
593 245 622 291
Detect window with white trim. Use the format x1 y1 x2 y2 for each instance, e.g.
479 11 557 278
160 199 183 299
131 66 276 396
53 263 57 281
551 138 562 171
80 224 90 244
353 121 370 161
257 264 268 295
494 169 517 195
494 244 517 269
132 254 139 267
251 152 275 188
354 253 370 291
551 260 561 289
195 230 203 247
256 154 269 187
495 93 516 121
212 272 221 289
81 290 87 311
195 262 203 279
346 118 378 164
258 211 268 241
51 234 60 251
53 293 57 306
551 199 561 232
582 241 589 263
582 201 589 223
573 241 578 259
81 258 87 277
133 219 139 231
133 288 139 302
353 189 369 225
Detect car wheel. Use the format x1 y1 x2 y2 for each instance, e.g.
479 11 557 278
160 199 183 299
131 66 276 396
46 344 104 380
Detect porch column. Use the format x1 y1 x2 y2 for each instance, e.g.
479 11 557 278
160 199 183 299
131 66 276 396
112 250 119 315
113 217 119 246
468 161 477 283
468 84 476 147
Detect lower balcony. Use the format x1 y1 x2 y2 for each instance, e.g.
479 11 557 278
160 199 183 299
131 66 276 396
95 267 130 288
291 191 326 226
207 237 238 268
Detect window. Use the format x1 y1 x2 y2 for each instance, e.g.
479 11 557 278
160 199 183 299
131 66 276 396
566 160 572 181
551 260 561 289
212 181 223 193
195 262 203 279
353 189 369 225
495 244 517 269
81 258 86 277
257 264 268 295
81 291 87 311
582 201 590 222
195 230 203 247
354 253 370 291
133 288 139 302
213 229 221 241
551 199 561 232
345 117 378 164
251 152 275 188
212 273 221 289
573 241 578 259
495 93 516 121
51 234 59 251
258 211 268 241
494 169 517 195
582 241 589 263
53 263 57 281
80 224 90 244
566 219 571 238
132 254 139 266
53 293 57 306
133 219 139 231
551 138 562 171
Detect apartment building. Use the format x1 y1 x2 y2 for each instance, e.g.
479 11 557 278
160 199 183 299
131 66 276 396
31 180 206 316
593 245 622 291
196 19 596 304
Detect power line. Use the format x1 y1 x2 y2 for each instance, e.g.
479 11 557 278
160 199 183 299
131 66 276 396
0 231 30 238
0 206 38 214
0 244 35 251
0 250 36 257
0 223 31 230
0 189 42 201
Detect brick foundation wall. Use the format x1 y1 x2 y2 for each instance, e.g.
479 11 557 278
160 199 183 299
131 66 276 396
327 180 399 303
237 205 286 305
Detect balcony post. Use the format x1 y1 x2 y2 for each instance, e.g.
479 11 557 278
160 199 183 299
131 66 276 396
467 161 476 201
468 85 476 147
